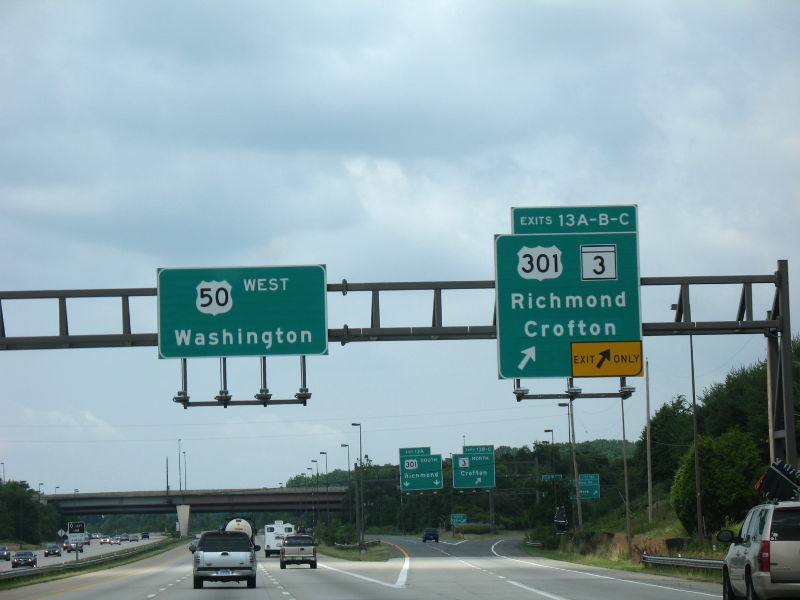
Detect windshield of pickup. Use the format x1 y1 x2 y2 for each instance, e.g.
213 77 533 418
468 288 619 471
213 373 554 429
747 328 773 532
197 532 253 552
283 536 315 546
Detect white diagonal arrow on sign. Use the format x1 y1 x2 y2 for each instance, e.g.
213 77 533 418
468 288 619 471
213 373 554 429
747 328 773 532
518 346 537 370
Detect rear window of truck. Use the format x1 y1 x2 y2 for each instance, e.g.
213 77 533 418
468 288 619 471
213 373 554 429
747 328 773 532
284 536 315 546
198 533 253 552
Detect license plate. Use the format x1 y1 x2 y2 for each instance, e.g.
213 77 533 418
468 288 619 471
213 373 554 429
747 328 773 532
218 568 231 575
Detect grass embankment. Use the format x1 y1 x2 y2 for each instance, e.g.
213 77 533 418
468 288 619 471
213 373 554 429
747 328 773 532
520 543 723 584
521 495 727 585
0 538 187 591
317 543 390 561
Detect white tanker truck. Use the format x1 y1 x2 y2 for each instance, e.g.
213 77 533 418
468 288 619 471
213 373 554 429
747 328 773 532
224 517 255 543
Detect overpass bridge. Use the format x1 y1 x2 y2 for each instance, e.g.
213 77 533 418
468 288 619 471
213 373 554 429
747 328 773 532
43 486 347 536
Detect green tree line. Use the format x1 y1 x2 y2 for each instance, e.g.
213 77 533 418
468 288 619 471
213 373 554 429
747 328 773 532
3 339 797 543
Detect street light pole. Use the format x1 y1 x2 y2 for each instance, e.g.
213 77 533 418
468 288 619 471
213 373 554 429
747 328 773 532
560 396 582 531
341 443 353 525
311 459 319 526
183 451 187 490
544 428 555 505
54 486 59 495
320 451 328 525
351 423 364 546
306 467 313 528
178 439 182 493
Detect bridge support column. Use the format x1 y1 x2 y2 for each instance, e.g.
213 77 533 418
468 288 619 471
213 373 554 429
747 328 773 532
176 504 191 538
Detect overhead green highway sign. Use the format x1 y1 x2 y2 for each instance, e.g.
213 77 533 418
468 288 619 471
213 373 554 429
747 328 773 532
495 205 641 379
157 265 328 358
399 447 431 457
570 473 601 499
450 513 467 525
453 452 496 489
463 445 494 454
399 452 443 491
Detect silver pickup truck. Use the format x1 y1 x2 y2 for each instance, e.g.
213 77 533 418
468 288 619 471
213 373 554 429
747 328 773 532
280 534 317 569
192 531 261 588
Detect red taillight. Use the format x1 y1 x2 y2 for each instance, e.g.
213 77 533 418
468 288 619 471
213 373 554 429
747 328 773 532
758 540 771 572
313 547 317 557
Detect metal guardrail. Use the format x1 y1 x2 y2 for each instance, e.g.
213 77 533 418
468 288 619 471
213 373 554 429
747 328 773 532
641 554 723 571
333 539 381 549
0 538 175 582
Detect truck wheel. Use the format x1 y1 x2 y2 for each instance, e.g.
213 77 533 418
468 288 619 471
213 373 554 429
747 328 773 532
280 560 286 569
247 576 256 588
193 577 203 589
745 570 761 600
310 561 317 569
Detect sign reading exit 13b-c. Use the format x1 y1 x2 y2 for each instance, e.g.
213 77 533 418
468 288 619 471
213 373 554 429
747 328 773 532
157 265 328 358
495 206 642 379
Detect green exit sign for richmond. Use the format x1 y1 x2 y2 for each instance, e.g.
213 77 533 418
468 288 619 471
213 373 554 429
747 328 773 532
157 265 328 358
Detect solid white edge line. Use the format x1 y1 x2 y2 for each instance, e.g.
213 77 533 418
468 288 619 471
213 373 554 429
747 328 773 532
490 539 721 598
507 579 572 600
319 555 410 589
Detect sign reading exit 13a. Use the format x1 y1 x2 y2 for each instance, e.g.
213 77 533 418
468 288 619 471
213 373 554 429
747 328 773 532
495 206 641 379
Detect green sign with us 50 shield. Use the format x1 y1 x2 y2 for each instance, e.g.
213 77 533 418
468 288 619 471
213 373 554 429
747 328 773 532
157 266 328 358
495 206 641 379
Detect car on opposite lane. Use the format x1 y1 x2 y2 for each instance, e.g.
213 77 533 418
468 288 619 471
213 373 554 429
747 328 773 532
422 528 439 542
11 551 37 568
43 543 61 557
0 545 11 561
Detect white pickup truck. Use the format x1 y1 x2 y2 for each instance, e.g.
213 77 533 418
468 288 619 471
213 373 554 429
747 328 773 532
193 531 261 588
280 534 317 569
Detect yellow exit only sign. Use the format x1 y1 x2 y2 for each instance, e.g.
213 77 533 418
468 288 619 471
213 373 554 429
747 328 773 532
570 341 643 377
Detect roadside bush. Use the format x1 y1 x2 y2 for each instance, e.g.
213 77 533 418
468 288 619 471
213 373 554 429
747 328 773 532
526 525 561 550
455 524 490 534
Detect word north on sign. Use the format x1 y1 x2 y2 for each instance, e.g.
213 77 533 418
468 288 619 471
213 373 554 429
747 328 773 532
495 206 641 379
158 266 328 358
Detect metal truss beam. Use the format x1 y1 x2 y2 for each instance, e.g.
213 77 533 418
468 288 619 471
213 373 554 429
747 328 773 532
0 261 794 463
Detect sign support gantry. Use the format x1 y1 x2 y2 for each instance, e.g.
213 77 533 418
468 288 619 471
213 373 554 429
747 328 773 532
0 261 794 464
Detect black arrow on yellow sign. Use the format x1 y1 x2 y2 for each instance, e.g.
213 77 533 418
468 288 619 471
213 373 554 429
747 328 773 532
571 341 643 377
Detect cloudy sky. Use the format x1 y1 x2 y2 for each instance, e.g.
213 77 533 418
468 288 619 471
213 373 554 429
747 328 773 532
1 1 798 495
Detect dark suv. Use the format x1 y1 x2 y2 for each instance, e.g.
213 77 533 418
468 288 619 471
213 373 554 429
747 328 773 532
422 528 439 542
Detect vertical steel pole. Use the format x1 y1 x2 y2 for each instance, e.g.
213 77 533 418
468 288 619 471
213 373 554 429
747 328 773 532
646 359 653 524
777 260 796 466
567 389 582 530
621 386 632 558
690 335 705 539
